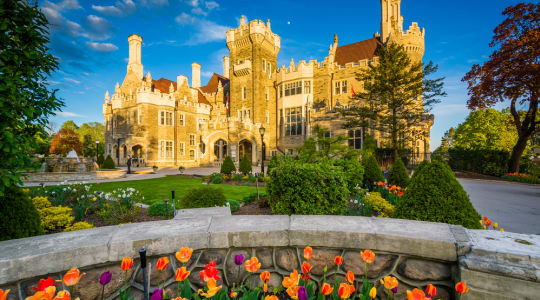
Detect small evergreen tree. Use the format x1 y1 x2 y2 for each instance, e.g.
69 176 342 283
220 156 236 174
394 160 482 229
102 155 115 169
97 153 105 167
363 155 384 189
239 154 252 174
412 160 429 179
387 157 410 188
0 185 44 241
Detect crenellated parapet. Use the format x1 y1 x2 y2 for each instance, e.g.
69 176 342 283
226 16 280 55
276 59 317 84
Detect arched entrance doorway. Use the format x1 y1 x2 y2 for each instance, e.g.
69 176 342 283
214 139 227 161
132 145 144 167
239 140 252 162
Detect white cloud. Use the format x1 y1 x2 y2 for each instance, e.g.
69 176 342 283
137 0 168 6
92 0 136 17
82 72 90 76
186 0 198 7
64 78 81 84
58 0 82 10
175 12 195 24
85 15 113 40
205 1 219 10
191 7 207 16
56 111 85 117
65 20 84 37
201 71 213 78
86 42 119 52
175 14 228 45
47 80 61 85
41 6 63 24
467 58 480 64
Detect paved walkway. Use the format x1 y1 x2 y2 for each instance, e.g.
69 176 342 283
458 178 540 235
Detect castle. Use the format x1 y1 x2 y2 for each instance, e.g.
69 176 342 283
103 0 433 168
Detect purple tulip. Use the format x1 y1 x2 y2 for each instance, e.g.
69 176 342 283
99 271 112 286
150 289 163 300
391 286 398 294
234 254 244 265
297 286 307 300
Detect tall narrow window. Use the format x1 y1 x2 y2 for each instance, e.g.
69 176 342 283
190 134 196 146
242 87 246 99
262 59 266 72
335 81 340 95
160 111 165 125
341 80 347 94
138 108 142 124
285 107 302 136
179 142 185 156
189 149 195 160
265 87 269 101
179 113 185 126
348 129 362 149
266 111 269 124
304 80 311 94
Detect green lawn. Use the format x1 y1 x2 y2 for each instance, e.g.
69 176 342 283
89 176 263 206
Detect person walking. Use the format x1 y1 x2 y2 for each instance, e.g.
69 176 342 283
127 155 132 174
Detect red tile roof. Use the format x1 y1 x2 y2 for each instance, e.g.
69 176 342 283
334 37 381 66
200 73 229 94
151 77 177 93
197 90 211 105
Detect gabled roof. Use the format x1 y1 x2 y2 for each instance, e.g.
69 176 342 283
335 37 381 66
200 73 230 94
151 77 177 93
197 90 211 105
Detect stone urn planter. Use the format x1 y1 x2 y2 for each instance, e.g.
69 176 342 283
152 166 158 173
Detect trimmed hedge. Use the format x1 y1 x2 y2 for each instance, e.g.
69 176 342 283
180 186 227 209
239 154 252 174
147 202 175 216
387 157 410 188
0 186 44 241
220 156 236 174
448 148 509 176
394 160 481 229
267 159 349 215
412 160 430 179
102 155 116 169
363 155 384 189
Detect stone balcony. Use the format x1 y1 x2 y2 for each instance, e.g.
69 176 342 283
233 60 252 76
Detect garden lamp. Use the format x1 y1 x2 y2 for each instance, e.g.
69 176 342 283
259 126 265 175
95 139 99 163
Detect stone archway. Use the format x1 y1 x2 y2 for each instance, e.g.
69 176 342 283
132 145 144 167
213 139 227 161
239 139 252 163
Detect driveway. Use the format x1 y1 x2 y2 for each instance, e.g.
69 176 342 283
458 178 540 235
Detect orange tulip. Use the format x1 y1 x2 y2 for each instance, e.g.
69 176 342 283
175 247 193 263
175 267 190 281
52 290 71 300
303 246 312 260
260 271 271 283
334 256 343 266
455 281 470 294
302 261 312 274
282 270 300 289
321 283 333 295
482 216 488 221
425 284 436 297
345 270 354 284
485 219 492 226
264 296 278 300
286 286 300 299
406 288 426 300
379 276 398 290
197 278 222 298
338 283 355 299
361 250 375 264
0 289 9 300
229 291 237 298
369 287 376 299
63 268 85 287
244 257 261 273
156 257 169 271
121 257 134 271
27 286 56 300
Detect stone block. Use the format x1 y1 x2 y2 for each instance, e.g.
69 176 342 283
174 207 231 220
342 252 395 278
199 250 227 266
135 256 174 287
208 216 289 248
76 264 136 300
255 248 273 269
224 249 251 286
398 259 451 281
460 268 540 300
275 248 299 272
308 248 341 275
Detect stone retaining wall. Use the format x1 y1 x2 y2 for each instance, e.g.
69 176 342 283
0 215 538 300
22 169 126 182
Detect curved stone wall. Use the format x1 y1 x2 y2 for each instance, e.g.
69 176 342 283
0 215 538 300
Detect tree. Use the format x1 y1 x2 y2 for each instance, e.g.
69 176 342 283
76 122 104 144
438 127 455 153
297 125 359 162
462 3 539 172
0 0 63 196
220 156 236 174
363 154 384 189
49 128 82 156
61 120 79 132
341 42 446 159
453 108 519 152
82 134 95 157
387 157 410 188
239 154 252 174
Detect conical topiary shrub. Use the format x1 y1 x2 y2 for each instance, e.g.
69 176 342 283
394 160 482 229
0 185 44 241
411 160 429 179
220 156 236 174
102 155 115 169
97 153 105 167
363 154 384 190
239 154 252 174
387 157 410 188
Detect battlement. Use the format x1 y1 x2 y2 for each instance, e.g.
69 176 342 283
276 59 316 83
226 17 280 50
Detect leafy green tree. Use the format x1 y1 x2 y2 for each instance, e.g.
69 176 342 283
76 122 104 144
220 156 236 174
297 125 358 162
0 185 44 241
0 0 63 196
82 134 94 157
102 155 116 169
61 120 79 132
437 127 455 153
363 154 384 189
239 154 252 174
387 157 410 188
340 42 446 159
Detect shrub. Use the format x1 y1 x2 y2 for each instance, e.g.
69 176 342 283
267 155 280 175
98 188 142 224
97 153 105 167
239 154 252 174
363 155 384 190
412 160 430 179
180 186 227 209
220 156 236 174
248 174 257 183
394 160 482 229
64 221 94 232
232 173 243 181
102 155 115 169
387 157 410 188
267 159 349 215
333 158 364 192
0 186 44 241
227 200 240 212
448 148 509 175
211 174 223 184
39 206 74 232
364 192 395 217
482 162 506 177
347 191 373 217
147 202 175 216
32 196 52 210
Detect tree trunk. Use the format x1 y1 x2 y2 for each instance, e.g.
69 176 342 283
508 135 529 173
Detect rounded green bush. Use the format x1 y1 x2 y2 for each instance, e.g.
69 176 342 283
211 174 223 184
387 157 410 188
0 186 44 241
394 160 482 229
180 186 227 209
267 159 349 215
412 160 430 179
147 202 174 216
220 156 236 174
334 158 364 192
102 155 115 169
227 200 240 212
239 154 252 174
363 155 384 189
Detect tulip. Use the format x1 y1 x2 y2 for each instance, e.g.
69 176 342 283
483 225 487 230
197 278 222 298
99 271 112 286
150 289 163 300
479 220 483 225
200 261 220 282
26 286 56 300
32 277 57 291
425 284 436 297
264 296 278 300
485 219 492 226
282 270 300 289
156 257 169 271
304 246 312 260
230 291 237 298
345 271 354 284
286 286 300 299
455 282 470 294
175 267 190 282
297 286 308 300
379 276 398 290
482 216 488 221
321 283 333 295
334 256 343 266
121 257 134 271
0 289 9 300
391 286 398 294
493 222 499 229
361 250 375 264
260 271 271 292
244 257 261 273
63 269 86 287
369 286 377 299
175 247 193 263
53 290 71 300
234 254 244 266
301 261 312 280
407 288 426 300
500 228 504 232
171 298 187 300
338 283 354 299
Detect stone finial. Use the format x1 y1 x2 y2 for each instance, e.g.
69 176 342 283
146 71 152 82
104 90 110 101
169 83 174 93
334 33 338 44
289 58 295 67
267 19 271 30
240 15 245 25
115 82 120 93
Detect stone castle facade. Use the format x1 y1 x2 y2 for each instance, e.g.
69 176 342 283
103 0 433 167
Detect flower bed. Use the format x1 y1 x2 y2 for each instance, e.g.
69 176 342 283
501 172 539 184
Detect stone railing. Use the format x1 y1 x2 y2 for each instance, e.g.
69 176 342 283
22 169 126 183
0 215 538 300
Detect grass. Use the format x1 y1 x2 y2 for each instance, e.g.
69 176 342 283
89 176 264 206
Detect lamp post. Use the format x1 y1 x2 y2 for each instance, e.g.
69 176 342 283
95 139 99 163
259 125 266 175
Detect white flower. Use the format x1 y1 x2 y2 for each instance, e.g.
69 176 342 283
354 200 358 204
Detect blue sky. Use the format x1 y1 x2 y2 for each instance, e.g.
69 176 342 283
40 0 523 150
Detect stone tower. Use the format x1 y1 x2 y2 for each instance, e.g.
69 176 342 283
225 16 280 125
127 34 143 79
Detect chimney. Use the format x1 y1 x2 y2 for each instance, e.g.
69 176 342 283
177 75 187 87
222 56 230 77
127 34 143 79
191 62 201 88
